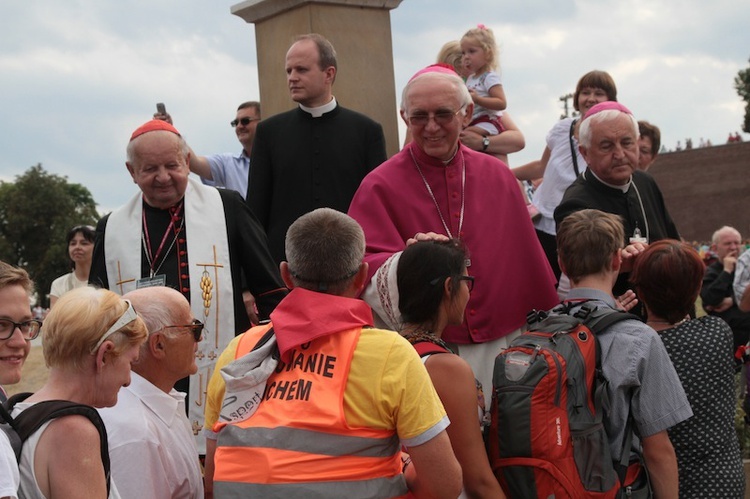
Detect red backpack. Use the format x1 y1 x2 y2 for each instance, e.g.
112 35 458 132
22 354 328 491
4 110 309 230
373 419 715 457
486 303 649 499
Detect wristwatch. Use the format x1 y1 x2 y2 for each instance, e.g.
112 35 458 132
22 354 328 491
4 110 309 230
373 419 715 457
482 136 490 152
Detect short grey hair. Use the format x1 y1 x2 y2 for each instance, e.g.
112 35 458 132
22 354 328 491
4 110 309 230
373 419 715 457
579 109 639 149
712 225 741 245
123 287 185 336
400 71 472 114
285 208 364 294
126 130 189 166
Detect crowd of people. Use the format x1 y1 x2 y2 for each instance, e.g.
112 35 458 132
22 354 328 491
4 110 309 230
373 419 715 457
2 30 748 499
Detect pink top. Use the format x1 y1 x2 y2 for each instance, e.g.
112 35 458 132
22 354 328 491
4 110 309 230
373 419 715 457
349 142 558 343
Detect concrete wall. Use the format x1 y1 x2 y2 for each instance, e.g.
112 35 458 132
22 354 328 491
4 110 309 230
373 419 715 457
648 141 750 242
233 1 401 157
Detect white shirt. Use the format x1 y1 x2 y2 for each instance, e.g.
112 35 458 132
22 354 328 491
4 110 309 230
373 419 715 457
49 271 88 299
0 431 19 499
98 373 204 499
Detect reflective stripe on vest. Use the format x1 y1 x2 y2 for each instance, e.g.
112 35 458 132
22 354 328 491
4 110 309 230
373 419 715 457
214 325 408 498
215 475 407 499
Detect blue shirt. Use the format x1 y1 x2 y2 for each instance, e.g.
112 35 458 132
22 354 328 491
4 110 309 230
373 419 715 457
202 151 250 199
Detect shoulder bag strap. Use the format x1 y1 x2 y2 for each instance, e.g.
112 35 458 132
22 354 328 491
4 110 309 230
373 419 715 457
569 119 580 177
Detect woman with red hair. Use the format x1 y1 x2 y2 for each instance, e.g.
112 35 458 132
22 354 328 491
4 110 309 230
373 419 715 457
631 240 744 497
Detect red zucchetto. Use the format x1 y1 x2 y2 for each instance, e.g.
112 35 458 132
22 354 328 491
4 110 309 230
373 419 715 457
129 119 181 142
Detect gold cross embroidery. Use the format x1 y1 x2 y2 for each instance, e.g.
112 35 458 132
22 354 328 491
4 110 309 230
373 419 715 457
115 261 136 295
196 246 224 349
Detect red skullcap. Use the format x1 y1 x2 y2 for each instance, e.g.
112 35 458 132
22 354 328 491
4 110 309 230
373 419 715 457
582 101 633 121
130 119 181 142
409 63 459 82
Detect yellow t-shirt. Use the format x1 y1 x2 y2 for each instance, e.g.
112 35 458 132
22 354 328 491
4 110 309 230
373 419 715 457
204 327 447 446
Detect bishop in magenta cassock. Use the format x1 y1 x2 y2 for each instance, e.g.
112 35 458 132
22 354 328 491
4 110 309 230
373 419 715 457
348 66 558 405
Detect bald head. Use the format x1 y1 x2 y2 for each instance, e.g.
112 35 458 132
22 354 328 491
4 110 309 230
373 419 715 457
123 287 191 335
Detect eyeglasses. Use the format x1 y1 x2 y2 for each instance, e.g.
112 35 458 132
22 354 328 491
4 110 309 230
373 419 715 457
406 108 464 127
429 274 475 292
159 319 204 342
457 275 475 292
0 319 42 341
91 299 138 353
230 117 260 128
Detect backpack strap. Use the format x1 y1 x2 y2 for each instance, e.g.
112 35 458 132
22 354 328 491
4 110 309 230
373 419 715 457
568 119 580 177
576 307 648 494
0 402 21 461
6 394 111 495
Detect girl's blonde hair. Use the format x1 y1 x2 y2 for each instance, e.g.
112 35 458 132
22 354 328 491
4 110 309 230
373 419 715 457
461 25 499 71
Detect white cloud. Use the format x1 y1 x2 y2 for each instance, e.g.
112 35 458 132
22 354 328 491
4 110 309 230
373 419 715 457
0 0 748 211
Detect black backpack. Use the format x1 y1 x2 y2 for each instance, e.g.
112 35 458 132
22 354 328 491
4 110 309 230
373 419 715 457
0 392 111 494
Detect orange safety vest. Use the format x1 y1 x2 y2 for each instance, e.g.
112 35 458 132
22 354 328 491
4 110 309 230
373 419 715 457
213 324 408 498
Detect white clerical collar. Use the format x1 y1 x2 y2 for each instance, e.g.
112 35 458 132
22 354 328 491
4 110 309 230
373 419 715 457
585 169 631 193
299 97 337 118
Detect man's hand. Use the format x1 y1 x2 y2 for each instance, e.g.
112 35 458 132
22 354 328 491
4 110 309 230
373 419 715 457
620 242 648 273
406 232 450 246
723 255 738 274
706 296 733 313
242 290 259 325
153 111 173 124
616 290 638 312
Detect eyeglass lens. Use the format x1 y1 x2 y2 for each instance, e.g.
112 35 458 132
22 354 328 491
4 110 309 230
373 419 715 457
0 319 41 340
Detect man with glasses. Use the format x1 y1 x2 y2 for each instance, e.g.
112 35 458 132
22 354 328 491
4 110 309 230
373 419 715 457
0 261 38 499
99 286 205 499
348 65 558 406
155 101 260 199
247 33 386 264
89 119 287 454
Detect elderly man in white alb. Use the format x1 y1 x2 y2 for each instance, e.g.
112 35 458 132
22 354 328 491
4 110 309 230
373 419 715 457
89 119 287 453
99 287 204 499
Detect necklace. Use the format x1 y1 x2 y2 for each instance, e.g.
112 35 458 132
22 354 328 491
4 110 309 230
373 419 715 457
409 148 466 240
647 316 689 329
402 329 455 354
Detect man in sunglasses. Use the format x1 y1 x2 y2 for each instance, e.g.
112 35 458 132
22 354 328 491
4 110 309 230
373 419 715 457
99 286 205 499
0 261 37 499
349 65 558 406
155 101 260 199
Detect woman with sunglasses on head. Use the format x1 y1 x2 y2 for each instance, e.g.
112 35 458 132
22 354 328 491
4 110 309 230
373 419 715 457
49 224 95 308
10 287 147 499
397 239 505 498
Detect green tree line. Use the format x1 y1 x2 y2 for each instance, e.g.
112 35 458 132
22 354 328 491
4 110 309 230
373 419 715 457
0 164 99 306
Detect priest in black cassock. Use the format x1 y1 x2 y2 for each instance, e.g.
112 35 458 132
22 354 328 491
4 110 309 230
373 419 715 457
89 119 287 453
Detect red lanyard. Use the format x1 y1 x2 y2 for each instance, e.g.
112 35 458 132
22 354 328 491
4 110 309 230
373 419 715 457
142 202 183 276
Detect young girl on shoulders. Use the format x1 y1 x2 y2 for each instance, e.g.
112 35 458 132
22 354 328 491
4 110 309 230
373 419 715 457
460 24 507 140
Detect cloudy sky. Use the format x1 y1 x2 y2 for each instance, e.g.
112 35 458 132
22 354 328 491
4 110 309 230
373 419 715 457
1 0 748 214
